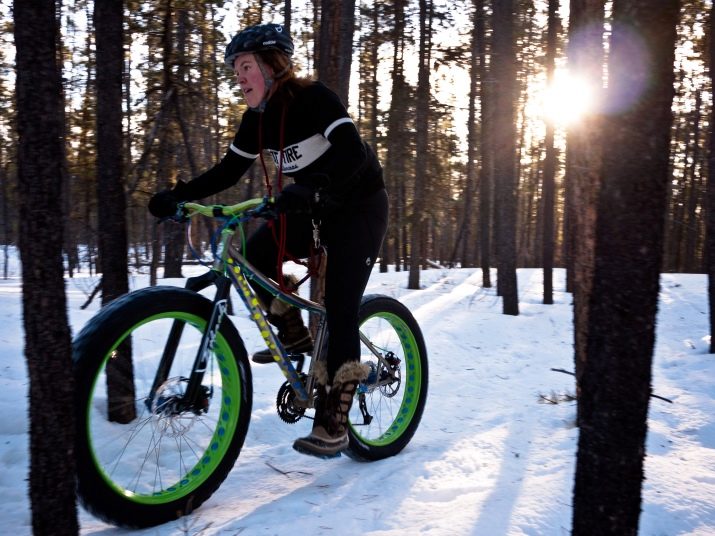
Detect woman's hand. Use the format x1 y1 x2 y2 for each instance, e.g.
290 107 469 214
148 181 190 218
274 183 316 214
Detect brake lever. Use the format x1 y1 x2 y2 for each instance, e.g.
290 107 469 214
157 202 189 224
247 197 278 220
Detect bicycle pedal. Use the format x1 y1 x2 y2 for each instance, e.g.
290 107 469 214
287 352 306 372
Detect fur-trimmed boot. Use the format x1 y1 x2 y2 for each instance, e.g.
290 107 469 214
293 361 370 458
252 291 313 364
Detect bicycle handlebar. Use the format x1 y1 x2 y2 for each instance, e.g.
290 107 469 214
182 197 271 219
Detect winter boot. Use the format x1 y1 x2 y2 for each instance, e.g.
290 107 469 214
308 360 329 424
293 361 370 458
252 297 313 364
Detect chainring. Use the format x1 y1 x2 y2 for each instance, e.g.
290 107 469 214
276 375 307 424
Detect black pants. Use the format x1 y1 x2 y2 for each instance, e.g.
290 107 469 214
245 188 388 382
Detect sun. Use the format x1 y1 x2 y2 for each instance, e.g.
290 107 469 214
541 70 596 126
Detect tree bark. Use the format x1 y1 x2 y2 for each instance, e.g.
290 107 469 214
381 0 409 273
158 0 185 279
13 0 78 532
541 0 559 305
683 89 702 273
408 0 433 290
708 0 715 353
318 0 356 104
95 0 135 423
1 157 9 280
476 0 492 288
572 2 680 534
491 0 519 314
311 0 357 323
566 0 604 414
450 0 482 269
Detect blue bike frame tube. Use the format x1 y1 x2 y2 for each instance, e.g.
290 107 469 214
227 245 325 316
225 254 312 403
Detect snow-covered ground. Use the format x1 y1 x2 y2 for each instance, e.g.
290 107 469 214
0 251 712 535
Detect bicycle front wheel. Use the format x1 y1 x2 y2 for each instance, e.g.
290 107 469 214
347 294 428 461
73 286 252 528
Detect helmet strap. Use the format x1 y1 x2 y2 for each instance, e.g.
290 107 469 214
254 58 275 113
272 62 291 80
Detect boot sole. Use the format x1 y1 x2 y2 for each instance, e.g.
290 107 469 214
292 434 348 459
252 341 314 364
251 351 310 365
292 441 343 459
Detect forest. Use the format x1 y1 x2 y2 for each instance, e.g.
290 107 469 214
5 0 715 535
0 0 709 285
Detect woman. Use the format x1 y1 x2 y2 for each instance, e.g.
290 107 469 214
149 23 388 458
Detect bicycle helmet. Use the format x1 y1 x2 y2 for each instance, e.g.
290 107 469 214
225 24 294 69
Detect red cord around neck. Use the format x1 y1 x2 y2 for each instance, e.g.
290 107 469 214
257 104 322 294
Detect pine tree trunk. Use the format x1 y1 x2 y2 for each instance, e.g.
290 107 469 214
491 0 519 315
1 158 9 280
13 0 79 532
408 0 433 290
541 0 559 304
318 0 356 104
542 0 559 304
158 0 185 279
311 0 356 323
708 0 715 353
382 0 409 273
95 0 135 423
572 2 679 534
476 0 492 288
451 0 481 269
566 0 604 415
684 90 702 273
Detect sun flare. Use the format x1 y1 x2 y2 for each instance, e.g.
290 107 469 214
542 71 595 126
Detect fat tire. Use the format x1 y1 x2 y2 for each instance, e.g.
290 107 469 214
345 294 428 461
73 286 252 528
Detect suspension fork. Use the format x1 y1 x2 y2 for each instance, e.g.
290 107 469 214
147 270 231 412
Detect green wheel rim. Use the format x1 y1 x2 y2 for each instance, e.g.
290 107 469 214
352 312 423 446
86 311 242 505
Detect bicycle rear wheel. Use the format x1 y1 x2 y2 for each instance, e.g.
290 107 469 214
346 294 428 461
73 286 252 528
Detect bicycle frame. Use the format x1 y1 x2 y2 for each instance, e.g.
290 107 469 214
73 196 429 528
223 242 327 404
150 200 328 412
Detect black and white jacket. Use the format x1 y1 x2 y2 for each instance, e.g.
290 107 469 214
182 81 384 212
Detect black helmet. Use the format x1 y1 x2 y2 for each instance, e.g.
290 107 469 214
224 24 294 68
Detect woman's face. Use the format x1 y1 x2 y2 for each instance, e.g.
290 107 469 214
233 53 272 109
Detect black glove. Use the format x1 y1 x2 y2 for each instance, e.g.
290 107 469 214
273 183 316 214
250 198 279 220
148 181 190 219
